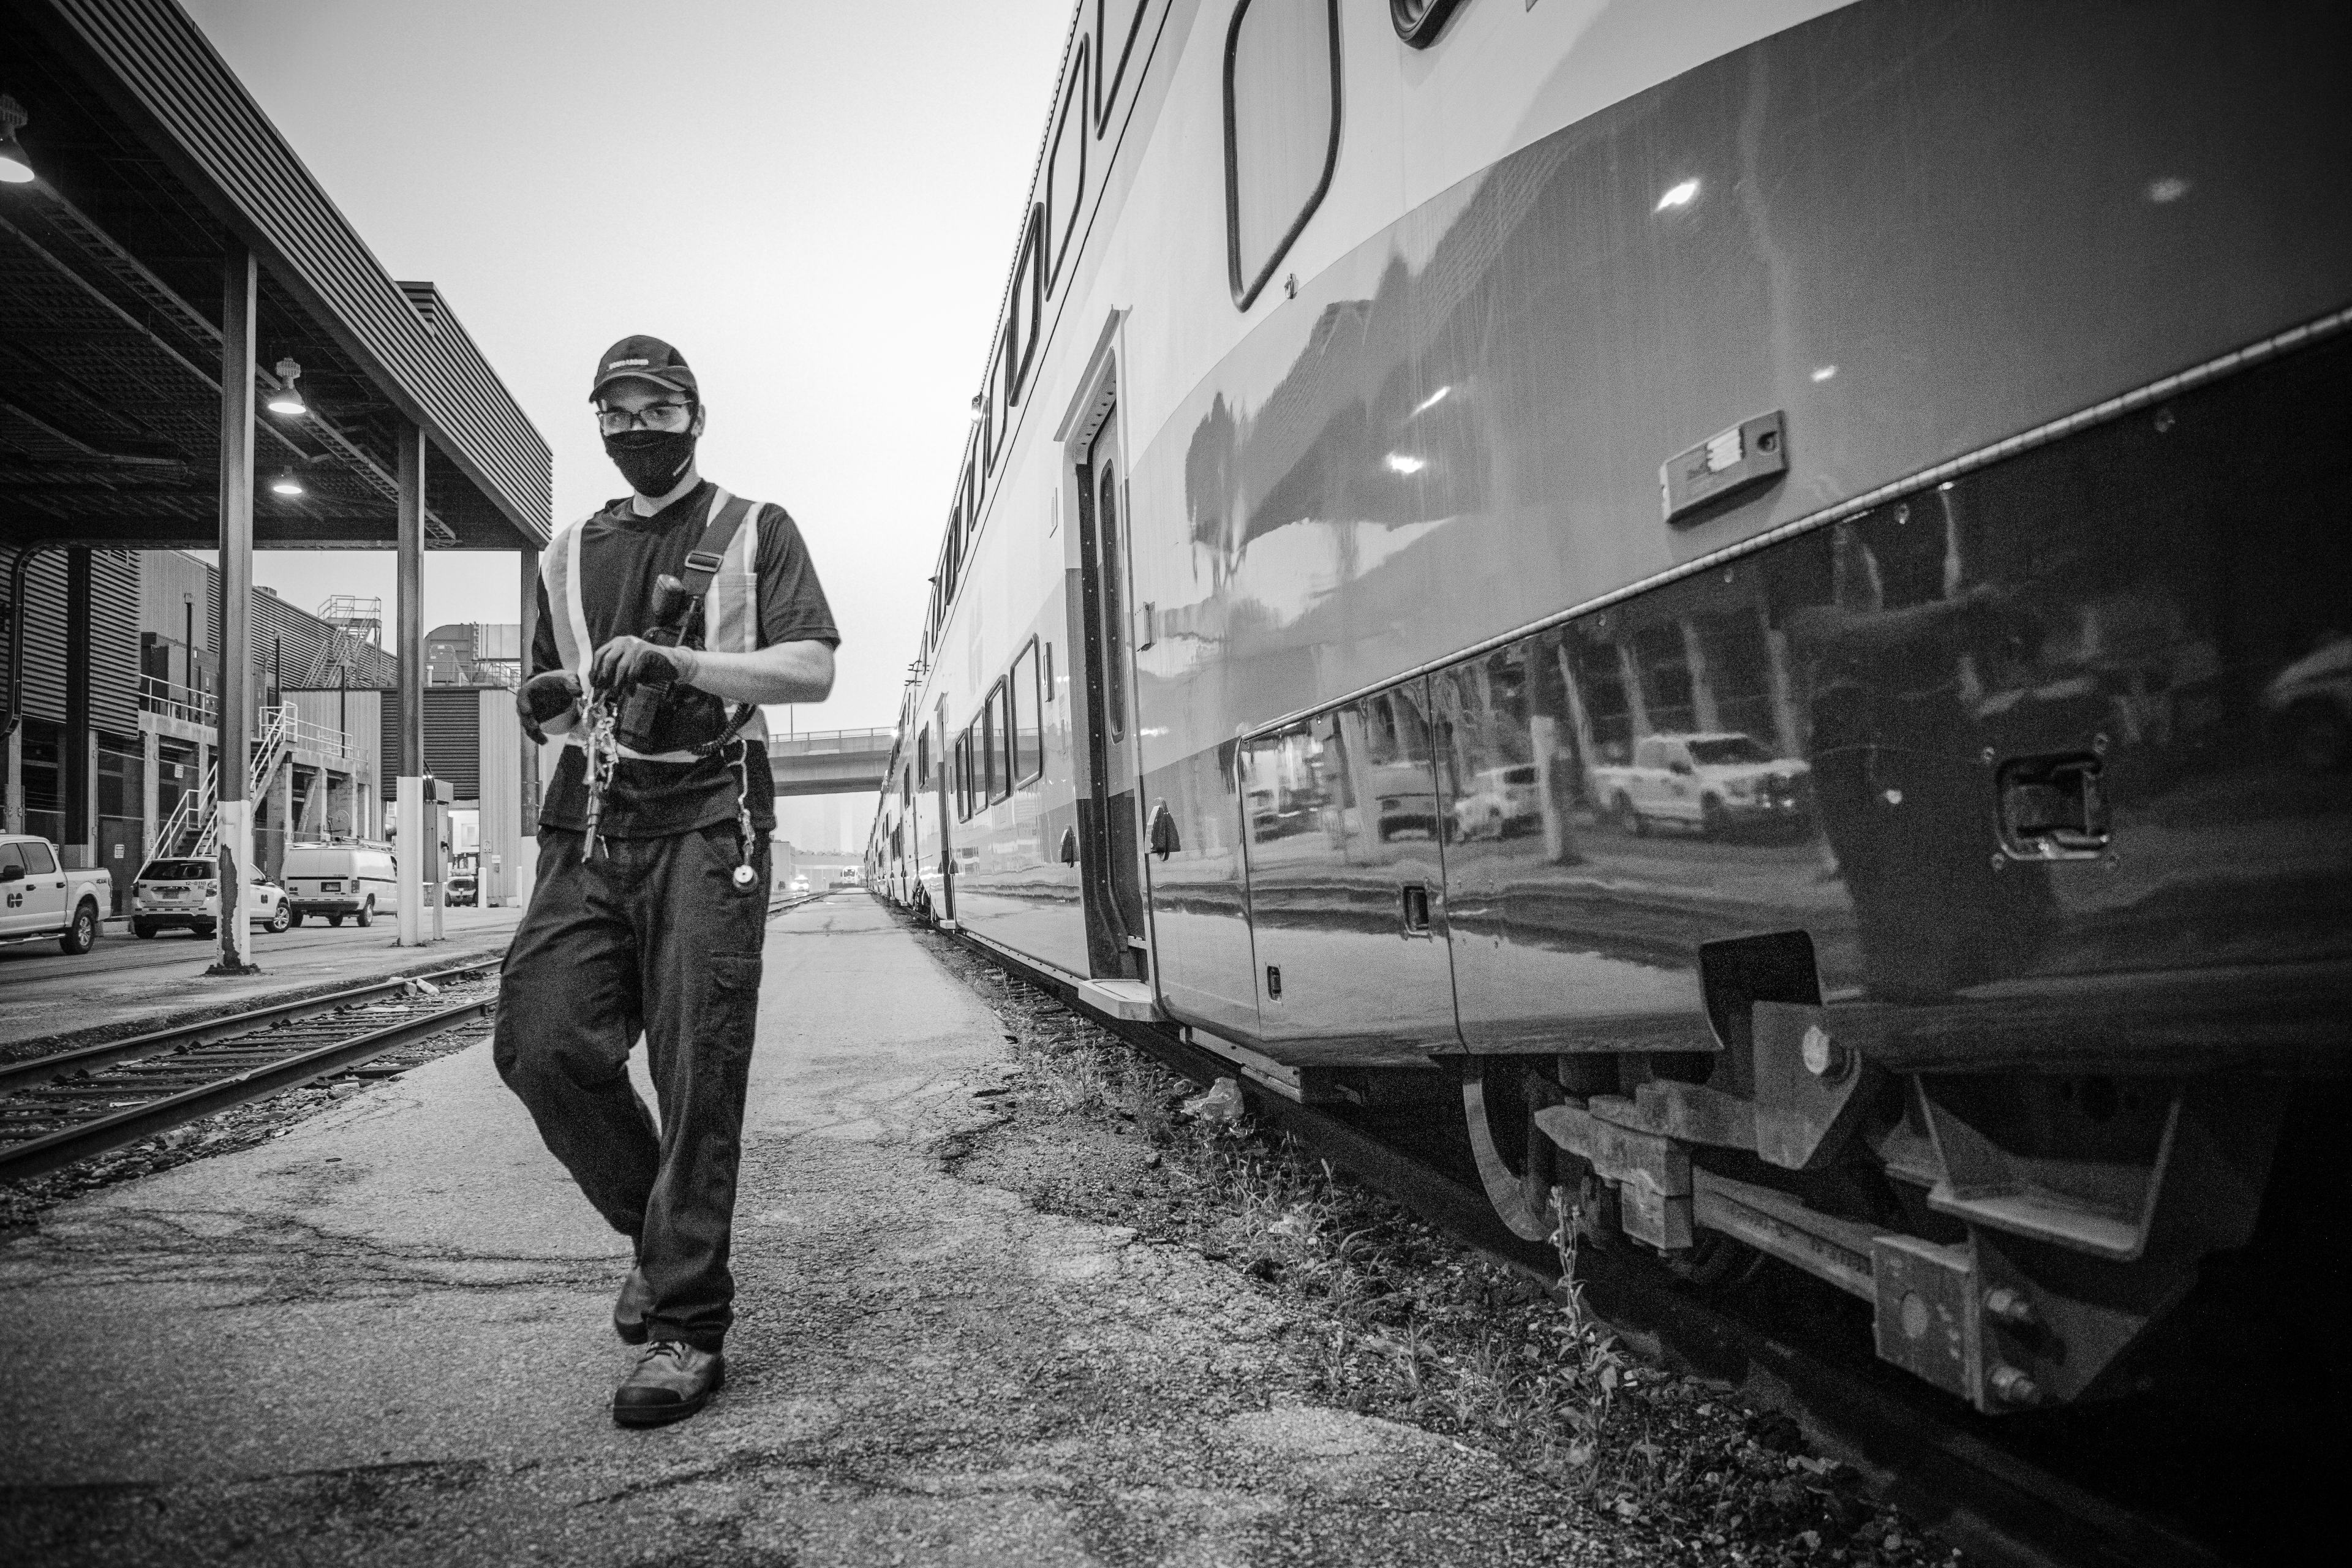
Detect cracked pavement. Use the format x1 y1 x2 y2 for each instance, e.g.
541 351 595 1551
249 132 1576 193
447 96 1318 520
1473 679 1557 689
0 897 1621 1566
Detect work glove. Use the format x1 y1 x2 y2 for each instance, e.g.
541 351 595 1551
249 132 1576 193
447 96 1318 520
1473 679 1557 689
591 635 688 695
516 669 582 744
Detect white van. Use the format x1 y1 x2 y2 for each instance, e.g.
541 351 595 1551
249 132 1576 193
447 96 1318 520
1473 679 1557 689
279 842 396 927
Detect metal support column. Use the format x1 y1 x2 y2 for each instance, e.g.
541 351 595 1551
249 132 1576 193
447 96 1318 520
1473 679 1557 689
210 249 258 975
396 420 427 944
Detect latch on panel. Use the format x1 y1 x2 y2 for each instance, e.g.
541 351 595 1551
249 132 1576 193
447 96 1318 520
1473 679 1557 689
1400 881 1432 937
1995 753 2109 861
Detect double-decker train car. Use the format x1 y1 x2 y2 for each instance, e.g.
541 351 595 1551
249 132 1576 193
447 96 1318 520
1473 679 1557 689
870 0 2351 1417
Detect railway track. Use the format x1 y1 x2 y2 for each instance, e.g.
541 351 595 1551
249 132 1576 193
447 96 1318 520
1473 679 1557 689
0 887 828 1188
929 914 2231 1568
0 958 504 1185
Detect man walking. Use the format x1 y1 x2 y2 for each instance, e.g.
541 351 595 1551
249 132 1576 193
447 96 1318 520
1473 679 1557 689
497 336 837 1426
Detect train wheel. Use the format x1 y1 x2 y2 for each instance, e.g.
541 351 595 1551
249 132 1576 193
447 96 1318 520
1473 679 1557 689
1463 1055 1562 1242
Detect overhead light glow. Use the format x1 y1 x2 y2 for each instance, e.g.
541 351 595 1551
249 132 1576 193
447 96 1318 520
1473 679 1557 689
1412 385 1452 416
1384 453 1428 476
1810 364 1838 383
268 357 307 417
270 472 305 497
0 94 35 184
1654 179 1700 213
2145 176 2191 205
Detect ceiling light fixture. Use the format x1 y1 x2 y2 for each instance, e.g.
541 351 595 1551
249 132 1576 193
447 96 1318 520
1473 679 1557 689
1654 178 1700 213
266 358 307 417
270 469 306 497
0 95 36 185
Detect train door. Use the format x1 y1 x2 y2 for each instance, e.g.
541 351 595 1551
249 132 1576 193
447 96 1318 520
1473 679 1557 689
1073 405 1148 977
932 699 957 923
1240 684 1462 1057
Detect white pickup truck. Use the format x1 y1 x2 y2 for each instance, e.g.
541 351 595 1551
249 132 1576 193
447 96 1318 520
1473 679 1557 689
1590 733 1810 839
0 834 113 954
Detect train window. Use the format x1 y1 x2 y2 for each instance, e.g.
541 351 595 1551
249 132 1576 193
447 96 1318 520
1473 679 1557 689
1009 205 1043 404
960 445 977 539
1011 639 1044 783
986 336 1008 472
983 680 1009 803
918 726 932 788
1223 0 1341 309
958 728 977 819
1047 42 1088 294
1096 0 1150 133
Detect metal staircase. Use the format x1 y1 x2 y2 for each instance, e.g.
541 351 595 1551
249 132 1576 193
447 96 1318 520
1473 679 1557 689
153 763 215 858
157 707 299 860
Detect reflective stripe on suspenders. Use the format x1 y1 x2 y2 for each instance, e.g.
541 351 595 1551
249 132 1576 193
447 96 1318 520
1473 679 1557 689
546 488 767 763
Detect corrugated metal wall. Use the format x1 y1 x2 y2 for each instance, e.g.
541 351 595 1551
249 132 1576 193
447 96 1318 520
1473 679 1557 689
377 688 486 799
138 551 210 647
2 546 141 733
88 553 139 736
284 687 383 777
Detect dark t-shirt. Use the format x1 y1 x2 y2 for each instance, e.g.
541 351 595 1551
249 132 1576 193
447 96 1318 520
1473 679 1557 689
535 481 839 839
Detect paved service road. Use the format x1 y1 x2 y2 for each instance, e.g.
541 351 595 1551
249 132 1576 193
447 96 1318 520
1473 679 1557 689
0 906 525 1047
0 893 1597 1567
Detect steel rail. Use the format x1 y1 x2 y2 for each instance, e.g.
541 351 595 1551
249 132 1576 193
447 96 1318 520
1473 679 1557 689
0 990 494 1184
930 913 2226 1568
0 955 505 1093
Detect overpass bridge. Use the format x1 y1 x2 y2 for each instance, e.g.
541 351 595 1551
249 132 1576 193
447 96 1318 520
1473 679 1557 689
768 727 892 797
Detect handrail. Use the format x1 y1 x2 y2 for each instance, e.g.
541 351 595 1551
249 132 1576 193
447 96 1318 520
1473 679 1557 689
138 673 217 727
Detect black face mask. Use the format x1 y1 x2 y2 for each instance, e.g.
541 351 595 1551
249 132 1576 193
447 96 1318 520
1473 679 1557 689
603 429 697 498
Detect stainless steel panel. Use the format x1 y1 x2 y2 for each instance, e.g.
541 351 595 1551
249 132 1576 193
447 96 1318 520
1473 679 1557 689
1243 682 1460 1061
1125 0 2352 784
1434 331 2352 1026
1143 745 1259 1034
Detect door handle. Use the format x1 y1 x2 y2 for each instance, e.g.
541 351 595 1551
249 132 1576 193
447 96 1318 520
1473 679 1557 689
1147 801 1180 860
1400 881 1433 937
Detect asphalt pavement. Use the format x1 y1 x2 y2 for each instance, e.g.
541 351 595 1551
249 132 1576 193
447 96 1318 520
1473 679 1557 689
0 905 527 1049
0 893 1613 1567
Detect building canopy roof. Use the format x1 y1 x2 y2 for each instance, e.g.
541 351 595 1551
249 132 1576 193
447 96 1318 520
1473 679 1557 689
0 0 551 552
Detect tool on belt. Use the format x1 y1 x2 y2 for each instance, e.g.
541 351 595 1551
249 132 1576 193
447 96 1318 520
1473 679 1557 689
584 494 761 884
581 699 620 861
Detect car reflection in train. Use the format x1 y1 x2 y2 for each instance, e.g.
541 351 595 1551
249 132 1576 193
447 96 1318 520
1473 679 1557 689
864 0 2351 1423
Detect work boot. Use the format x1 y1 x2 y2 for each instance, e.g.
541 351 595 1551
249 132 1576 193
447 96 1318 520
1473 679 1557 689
613 1341 723 1428
612 1266 652 1344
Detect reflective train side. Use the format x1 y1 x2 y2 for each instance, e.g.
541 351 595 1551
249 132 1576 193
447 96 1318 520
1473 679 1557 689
870 0 2352 1416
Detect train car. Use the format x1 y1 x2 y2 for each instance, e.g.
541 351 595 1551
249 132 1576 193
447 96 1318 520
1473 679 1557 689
874 0 2351 1417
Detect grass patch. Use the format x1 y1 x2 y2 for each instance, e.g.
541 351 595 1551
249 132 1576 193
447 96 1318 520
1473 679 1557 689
925 933 1953 1567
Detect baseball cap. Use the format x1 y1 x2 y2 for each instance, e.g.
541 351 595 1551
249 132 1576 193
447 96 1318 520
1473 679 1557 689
589 335 698 401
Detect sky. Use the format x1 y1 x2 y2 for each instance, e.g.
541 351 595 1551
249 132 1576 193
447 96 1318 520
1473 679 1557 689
180 0 1075 849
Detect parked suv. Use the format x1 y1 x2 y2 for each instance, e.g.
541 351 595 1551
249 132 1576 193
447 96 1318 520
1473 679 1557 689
131 858 293 938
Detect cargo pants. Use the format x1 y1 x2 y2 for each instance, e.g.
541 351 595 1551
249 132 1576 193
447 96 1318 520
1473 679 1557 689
493 823 768 1351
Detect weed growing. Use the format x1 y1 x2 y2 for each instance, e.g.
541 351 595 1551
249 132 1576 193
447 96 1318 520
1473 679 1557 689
928 933 1952 1567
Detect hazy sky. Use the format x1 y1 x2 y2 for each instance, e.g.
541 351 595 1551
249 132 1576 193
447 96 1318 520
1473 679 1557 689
179 0 1072 848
